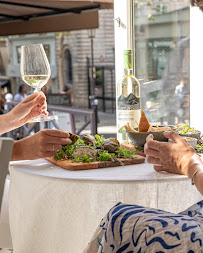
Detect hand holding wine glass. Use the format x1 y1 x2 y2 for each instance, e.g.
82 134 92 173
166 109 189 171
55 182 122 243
0 92 47 135
21 44 54 122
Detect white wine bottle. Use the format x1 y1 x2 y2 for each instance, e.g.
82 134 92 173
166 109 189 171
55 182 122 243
117 49 141 143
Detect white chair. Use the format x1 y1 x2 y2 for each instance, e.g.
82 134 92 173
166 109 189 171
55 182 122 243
0 138 13 252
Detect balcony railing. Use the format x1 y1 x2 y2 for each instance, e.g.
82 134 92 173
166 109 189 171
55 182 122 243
4 101 97 139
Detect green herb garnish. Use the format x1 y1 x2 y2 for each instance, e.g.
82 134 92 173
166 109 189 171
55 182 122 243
97 150 115 161
117 147 136 158
95 134 105 148
178 124 196 134
72 154 96 163
53 134 138 163
195 144 203 153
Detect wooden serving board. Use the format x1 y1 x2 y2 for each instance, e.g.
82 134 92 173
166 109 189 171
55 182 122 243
46 155 145 171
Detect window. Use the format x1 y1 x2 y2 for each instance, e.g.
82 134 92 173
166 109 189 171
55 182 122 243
134 0 190 125
114 0 203 132
63 49 73 85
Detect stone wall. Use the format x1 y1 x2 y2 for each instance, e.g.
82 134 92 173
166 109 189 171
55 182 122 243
60 9 115 109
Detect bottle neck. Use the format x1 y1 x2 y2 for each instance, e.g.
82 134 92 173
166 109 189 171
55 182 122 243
124 69 133 75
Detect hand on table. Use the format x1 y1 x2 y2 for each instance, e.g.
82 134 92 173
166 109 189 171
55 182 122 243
11 129 72 161
144 131 202 178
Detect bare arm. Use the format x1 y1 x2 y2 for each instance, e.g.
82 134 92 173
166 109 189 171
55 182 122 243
0 92 47 135
11 129 72 161
144 131 203 195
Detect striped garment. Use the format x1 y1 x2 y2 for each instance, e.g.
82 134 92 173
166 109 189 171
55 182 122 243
84 201 203 253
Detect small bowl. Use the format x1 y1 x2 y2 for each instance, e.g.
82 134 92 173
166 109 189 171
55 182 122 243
178 131 201 140
169 137 197 148
127 125 174 147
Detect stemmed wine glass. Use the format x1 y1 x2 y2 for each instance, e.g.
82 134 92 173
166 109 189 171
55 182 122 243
20 43 55 122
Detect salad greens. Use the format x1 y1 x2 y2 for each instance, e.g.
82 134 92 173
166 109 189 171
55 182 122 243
177 124 196 134
53 134 137 163
72 154 96 163
195 143 203 153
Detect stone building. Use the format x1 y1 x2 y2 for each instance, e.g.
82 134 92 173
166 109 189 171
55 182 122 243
0 9 115 111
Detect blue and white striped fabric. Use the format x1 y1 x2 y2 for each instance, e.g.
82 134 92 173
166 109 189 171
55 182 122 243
85 201 203 253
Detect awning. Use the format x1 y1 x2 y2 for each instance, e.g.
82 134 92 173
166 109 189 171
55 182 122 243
0 0 114 36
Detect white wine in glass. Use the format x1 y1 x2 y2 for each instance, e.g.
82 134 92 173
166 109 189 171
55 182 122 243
21 44 55 122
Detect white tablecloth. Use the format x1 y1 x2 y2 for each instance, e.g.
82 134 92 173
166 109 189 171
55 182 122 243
9 158 202 253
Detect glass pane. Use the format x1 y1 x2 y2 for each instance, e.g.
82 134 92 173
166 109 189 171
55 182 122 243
134 0 190 125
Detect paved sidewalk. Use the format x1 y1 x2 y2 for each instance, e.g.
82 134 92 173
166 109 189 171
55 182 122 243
75 111 117 137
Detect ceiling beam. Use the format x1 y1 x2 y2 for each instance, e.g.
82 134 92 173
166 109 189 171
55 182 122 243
0 9 99 36
0 4 100 23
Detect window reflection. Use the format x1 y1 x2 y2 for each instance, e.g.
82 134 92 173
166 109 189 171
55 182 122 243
134 0 190 125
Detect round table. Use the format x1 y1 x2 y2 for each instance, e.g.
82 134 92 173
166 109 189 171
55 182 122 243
9 158 202 253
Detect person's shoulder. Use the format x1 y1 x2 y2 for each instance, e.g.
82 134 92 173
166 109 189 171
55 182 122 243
14 93 21 102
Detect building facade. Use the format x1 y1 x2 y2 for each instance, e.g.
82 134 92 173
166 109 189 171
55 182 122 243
0 9 115 111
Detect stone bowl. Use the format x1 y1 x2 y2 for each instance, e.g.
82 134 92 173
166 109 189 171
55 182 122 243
127 126 175 147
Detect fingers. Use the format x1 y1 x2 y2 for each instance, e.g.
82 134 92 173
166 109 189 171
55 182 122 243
47 144 62 152
23 92 45 103
146 134 154 142
146 135 163 151
21 93 46 112
163 131 184 143
146 155 161 165
42 129 70 138
45 136 72 145
144 143 160 158
154 164 165 172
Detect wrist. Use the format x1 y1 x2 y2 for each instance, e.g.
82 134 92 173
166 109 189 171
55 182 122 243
11 140 26 161
187 154 203 179
0 113 14 135
6 111 19 131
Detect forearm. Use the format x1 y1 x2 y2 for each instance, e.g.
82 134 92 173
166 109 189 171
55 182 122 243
0 113 16 135
193 170 203 195
11 137 35 161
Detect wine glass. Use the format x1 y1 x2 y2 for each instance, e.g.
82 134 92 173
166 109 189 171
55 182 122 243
20 43 55 122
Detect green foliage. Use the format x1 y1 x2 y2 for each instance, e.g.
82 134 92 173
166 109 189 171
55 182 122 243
53 134 137 163
95 134 105 148
53 149 66 160
53 138 84 160
117 147 136 158
97 150 115 161
195 144 203 153
72 155 96 163
178 124 196 134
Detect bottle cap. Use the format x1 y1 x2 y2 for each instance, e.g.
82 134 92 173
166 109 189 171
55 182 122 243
123 49 132 69
123 49 132 55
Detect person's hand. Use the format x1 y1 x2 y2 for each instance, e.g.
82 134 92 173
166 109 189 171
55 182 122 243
8 92 47 128
11 129 72 161
144 131 201 177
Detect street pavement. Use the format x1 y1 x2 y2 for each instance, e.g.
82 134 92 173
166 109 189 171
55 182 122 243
75 111 117 138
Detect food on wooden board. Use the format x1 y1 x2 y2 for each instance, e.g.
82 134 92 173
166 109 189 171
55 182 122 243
53 134 137 164
72 146 98 159
69 132 79 144
101 138 120 153
82 134 96 146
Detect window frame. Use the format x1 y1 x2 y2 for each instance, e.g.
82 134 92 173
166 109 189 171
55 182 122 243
114 0 203 133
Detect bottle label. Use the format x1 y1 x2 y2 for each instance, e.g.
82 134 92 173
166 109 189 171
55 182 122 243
117 109 140 143
117 109 140 130
117 93 140 110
